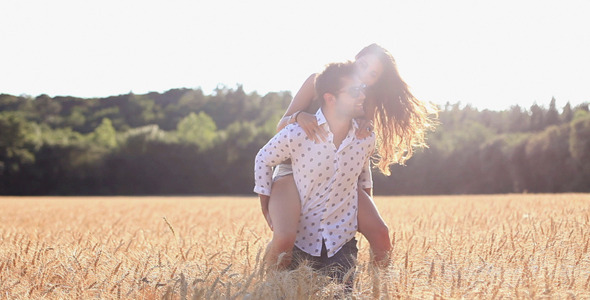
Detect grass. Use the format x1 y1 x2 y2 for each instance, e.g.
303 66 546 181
0 194 589 299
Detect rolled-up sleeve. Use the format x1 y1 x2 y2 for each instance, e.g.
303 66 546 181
253 127 292 196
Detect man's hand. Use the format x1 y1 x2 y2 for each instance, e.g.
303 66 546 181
259 194 273 230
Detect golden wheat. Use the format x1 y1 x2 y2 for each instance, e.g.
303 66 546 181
0 194 589 299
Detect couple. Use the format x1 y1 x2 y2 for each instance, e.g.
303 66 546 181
254 44 434 288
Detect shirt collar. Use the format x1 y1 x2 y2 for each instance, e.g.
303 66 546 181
315 108 328 126
315 108 360 130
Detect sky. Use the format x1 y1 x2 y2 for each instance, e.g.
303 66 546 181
1 0 589 111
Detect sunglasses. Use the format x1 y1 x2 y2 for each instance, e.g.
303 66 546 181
340 84 367 98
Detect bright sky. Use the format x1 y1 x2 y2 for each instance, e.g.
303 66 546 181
1 0 589 111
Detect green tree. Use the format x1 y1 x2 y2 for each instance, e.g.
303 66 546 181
211 121 263 192
529 103 545 131
65 106 87 129
524 124 574 192
120 93 162 127
545 97 560 127
573 106 589 121
0 112 35 166
161 89 208 130
34 94 63 127
507 105 528 132
561 102 573 124
569 115 590 191
478 134 529 193
0 94 27 111
177 112 218 151
0 113 36 193
91 118 118 149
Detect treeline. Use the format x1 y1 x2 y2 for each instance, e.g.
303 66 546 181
377 100 590 194
1 87 589 195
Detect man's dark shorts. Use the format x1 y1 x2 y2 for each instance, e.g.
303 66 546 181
288 237 358 290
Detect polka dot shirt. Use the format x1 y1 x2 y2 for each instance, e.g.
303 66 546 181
254 109 375 257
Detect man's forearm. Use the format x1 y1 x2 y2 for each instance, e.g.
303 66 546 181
253 129 291 196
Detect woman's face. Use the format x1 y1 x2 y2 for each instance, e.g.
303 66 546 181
355 53 384 87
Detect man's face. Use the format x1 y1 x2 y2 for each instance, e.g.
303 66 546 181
335 77 366 119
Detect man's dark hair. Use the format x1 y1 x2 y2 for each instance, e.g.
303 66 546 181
315 61 356 105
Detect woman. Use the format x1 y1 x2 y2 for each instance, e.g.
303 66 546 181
263 44 436 268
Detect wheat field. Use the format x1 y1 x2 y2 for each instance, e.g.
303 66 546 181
0 194 589 299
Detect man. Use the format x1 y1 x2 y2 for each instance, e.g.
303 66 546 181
253 61 375 288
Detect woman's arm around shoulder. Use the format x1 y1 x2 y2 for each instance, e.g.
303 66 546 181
276 73 317 132
277 73 328 142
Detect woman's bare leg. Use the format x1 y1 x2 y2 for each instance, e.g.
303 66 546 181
357 189 391 266
265 174 301 269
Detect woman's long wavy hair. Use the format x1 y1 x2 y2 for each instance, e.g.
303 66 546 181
357 44 438 175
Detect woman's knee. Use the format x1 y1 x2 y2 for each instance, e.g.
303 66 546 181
272 232 297 252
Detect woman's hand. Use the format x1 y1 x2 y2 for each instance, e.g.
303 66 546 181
356 119 374 139
297 112 328 143
264 211 273 231
259 195 273 230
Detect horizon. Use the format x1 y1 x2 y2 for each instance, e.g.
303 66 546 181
4 85 585 113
